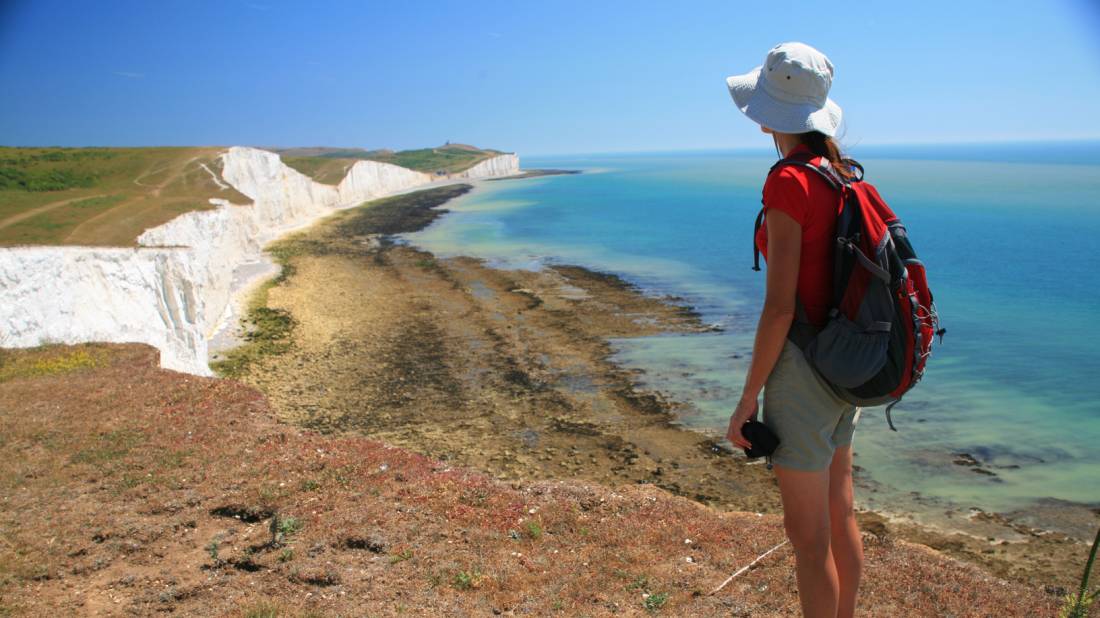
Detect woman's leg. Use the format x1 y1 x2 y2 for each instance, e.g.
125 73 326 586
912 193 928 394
774 465 838 618
828 446 863 618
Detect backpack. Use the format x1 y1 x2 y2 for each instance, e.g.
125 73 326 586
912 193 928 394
752 152 945 430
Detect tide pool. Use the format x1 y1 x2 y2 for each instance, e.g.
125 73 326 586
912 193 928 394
405 142 1100 535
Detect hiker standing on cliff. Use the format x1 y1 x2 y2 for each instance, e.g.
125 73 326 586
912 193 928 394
723 42 863 618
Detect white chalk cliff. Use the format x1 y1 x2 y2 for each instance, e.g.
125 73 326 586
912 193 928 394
457 153 520 179
0 148 519 375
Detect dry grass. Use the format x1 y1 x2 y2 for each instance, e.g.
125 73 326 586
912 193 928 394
0 343 1063 616
0 344 107 382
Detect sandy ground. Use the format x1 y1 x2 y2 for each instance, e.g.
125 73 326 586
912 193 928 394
225 184 1093 595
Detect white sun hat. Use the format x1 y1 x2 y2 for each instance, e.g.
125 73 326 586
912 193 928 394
725 42 843 137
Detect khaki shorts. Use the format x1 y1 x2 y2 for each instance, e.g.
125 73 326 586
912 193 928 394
762 339 861 471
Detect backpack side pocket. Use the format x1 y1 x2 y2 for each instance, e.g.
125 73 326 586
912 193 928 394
804 313 891 389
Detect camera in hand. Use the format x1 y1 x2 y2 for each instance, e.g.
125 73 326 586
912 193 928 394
741 420 780 459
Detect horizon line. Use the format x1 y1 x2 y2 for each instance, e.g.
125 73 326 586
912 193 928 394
3 135 1100 158
525 136 1100 158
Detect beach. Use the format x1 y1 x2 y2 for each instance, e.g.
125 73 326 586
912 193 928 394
218 179 1092 592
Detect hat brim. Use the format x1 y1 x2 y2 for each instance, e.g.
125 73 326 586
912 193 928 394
726 67 843 137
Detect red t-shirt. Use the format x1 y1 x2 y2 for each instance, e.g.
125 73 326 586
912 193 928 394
754 143 841 328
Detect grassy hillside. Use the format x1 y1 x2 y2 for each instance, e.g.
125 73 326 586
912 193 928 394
273 154 359 185
281 143 506 185
0 147 250 247
0 143 508 247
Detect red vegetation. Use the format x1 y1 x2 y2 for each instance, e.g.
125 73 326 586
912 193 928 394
0 344 1059 616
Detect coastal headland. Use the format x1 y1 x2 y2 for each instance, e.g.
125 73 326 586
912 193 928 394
0 147 1089 615
0 144 520 375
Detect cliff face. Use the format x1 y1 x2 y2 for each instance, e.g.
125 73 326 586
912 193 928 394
0 149 520 375
0 247 208 374
458 153 520 179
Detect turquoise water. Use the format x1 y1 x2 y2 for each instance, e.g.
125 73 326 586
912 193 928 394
405 142 1100 531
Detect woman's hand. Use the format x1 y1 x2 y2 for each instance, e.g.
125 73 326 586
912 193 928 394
727 208 799 452
725 396 760 450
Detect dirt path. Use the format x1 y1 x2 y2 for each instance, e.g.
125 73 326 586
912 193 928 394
0 193 108 231
62 155 201 243
130 155 200 194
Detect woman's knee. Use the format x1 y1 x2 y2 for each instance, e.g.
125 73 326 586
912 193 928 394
828 449 857 521
774 465 833 559
783 514 831 559
828 490 855 522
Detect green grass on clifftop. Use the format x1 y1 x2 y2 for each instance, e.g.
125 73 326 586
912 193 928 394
0 144 506 246
0 146 250 247
280 143 505 184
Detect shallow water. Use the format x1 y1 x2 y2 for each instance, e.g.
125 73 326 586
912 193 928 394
406 142 1100 534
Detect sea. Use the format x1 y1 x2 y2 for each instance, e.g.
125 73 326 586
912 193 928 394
404 140 1100 538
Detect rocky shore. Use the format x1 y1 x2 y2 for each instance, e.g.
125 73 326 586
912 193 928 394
217 181 1092 594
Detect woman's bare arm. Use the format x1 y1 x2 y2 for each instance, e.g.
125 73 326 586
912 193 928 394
726 208 801 449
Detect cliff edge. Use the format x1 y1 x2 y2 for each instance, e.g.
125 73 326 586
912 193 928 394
0 148 519 375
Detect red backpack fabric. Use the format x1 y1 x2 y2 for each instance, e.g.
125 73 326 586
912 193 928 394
753 153 945 430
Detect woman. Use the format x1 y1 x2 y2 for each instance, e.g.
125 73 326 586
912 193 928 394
722 42 863 618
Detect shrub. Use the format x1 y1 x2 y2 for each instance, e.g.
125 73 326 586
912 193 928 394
1060 525 1100 618
525 520 543 540
644 592 669 612
0 166 97 191
452 568 482 590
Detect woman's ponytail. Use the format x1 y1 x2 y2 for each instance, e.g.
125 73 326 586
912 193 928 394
800 131 855 180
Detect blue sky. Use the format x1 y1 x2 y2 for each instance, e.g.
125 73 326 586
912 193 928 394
1 0 1098 155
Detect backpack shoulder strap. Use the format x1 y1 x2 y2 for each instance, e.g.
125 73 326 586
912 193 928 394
768 155 848 191
753 154 853 270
